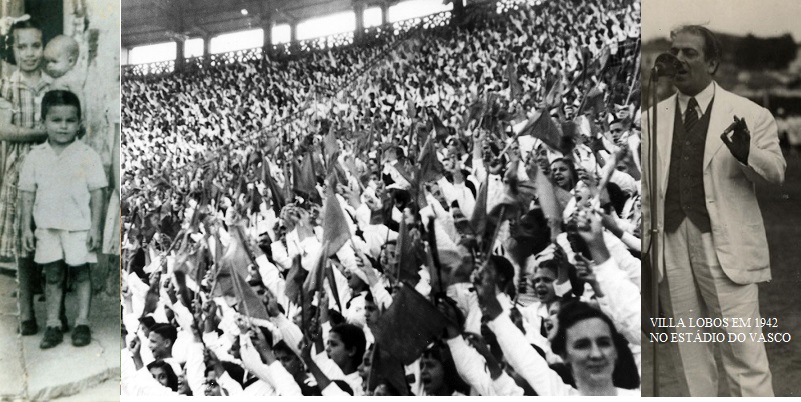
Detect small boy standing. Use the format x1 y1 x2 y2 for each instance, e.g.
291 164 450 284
18 90 107 349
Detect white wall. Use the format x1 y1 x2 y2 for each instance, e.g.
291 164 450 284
81 0 120 168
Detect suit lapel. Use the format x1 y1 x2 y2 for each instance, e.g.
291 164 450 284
657 94 677 194
704 85 731 169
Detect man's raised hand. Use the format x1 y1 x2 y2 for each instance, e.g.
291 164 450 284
129 337 142 355
721 115 750 164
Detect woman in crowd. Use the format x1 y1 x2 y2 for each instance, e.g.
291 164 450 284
419 341 471 396
475 205 640 396
327 323 367 390
551 158 579 192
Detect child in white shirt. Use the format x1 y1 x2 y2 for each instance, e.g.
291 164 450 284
19 89 107 349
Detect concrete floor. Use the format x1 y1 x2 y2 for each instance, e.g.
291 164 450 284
0 268 120 401
52 379 119 402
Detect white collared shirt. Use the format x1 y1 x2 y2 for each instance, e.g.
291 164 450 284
677 81 715 122
18 140 107 230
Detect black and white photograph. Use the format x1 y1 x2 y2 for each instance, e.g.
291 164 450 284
642 0 801 397
121 0 641 397
0 0 121 400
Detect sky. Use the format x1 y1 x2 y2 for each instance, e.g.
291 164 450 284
643 0 801 42
128 0 452 64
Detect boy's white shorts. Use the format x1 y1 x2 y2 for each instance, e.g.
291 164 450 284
34 228 97 266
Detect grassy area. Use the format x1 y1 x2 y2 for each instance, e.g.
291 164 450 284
754 148 801 397
643 149 801 397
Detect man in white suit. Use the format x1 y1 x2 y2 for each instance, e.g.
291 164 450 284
642 25 785 396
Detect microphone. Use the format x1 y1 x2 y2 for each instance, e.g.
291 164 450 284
652 52 682 78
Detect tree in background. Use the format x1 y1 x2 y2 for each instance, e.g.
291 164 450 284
734 34 797 71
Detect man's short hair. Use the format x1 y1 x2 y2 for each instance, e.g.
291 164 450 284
670 25 723 71
42 90 82 120
272 340 295 356
489 255 515 288
138 315 157 330
150 323 178 344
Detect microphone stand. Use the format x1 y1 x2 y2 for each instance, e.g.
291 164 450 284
648 67 660 397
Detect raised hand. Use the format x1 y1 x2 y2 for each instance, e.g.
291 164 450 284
576 167 597 187
574 254 602 296
129 337 145 370
354 248 379 286
472 267 503 320
575 206 604 245
299 338 313 362
263 289 281 318
202 299 215 315
437 298 462 339
720 115 750 164
574 206 611 264
599 211 624 238
234 314 251 333
165 281 179 305
318 291 331 324
252 326 269 351
204 348 222 369
129 337 142 355
149 271 161 287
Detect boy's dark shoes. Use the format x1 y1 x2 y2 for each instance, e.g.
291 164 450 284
20 319 38 336
72 325 91 347
40 327 63 349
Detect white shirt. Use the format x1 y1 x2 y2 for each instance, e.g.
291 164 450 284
18 140 107 230
488 314 639 396
446 335 524 396
677 80 715 121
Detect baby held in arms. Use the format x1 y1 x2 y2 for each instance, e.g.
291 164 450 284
43 34 82 92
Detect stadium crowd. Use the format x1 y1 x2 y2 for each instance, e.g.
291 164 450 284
121 0 642 396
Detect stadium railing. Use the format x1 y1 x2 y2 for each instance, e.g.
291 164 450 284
121 0 533 78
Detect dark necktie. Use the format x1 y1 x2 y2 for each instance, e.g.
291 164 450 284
684 97 699 131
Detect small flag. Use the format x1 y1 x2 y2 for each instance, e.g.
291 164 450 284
518 111 564 153
321 179 351 257
506 58 523 101
323 127 340 169
579 85 605 117
302 242 329 297
284 256 307 306
293 153 321 204
417 135 445 184
262 158 286 216
430 112 450 141
469 175 489 236
395 218 422 285
230 265 271 321
373 284 449 365
544 73 564 109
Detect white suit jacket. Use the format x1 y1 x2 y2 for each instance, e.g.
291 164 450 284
642 84 785 285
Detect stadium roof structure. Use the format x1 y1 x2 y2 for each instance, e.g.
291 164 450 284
122 0 395 49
